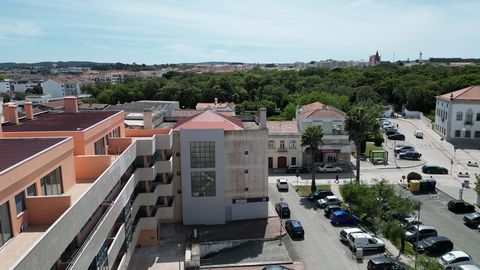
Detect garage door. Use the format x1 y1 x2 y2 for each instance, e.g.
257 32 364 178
268 157 273 169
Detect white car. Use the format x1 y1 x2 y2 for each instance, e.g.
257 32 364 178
339 227 363 242
317 165 342 173
348 232 385 252
316 195 342 208
439 251 473 269
276 178 289 191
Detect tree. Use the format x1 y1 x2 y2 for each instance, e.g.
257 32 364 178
345 103 380 182
407 172 422 181
475 174 480 205
301 126 324 192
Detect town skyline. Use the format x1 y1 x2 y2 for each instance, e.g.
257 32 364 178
1 0 480 64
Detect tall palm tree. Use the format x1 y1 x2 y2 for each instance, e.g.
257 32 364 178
345 105 380 182
301 125 324 192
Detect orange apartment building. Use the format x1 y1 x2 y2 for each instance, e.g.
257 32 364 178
0 97 176 270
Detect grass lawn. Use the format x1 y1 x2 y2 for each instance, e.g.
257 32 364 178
364 143 383 156
390 238 415 256
294 184 330 197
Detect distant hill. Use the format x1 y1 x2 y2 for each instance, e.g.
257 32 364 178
0 61 112 69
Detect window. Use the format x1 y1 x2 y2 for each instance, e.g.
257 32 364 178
268 140 275 149
465 130 471 138
112 127 121 137
456 112 463 121
0 202 12 248
26 184 36 196
455 130 461 137
191 171 216 197
465 113 473 125
190 141 215 168
15 192 25 215
41 167 63 196
289 140 297 149
94 138 106 155
279 140 285 149
475 131 480 138
291 157 297 165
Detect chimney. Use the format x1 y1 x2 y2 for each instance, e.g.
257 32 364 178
64 96 78 112
2 103 11 122
24 101 34 120
259 108 267 129
0 120 3 138
143 108 153 129
214 98 218 105
7 104 19 124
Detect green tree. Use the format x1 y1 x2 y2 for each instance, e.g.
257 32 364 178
301 126 324 192
345 103 380 182
416 254 442 270
475 174 480 206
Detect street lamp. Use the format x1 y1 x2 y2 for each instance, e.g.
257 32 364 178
177 243 182 270
279 197 284 246
414 205 421 269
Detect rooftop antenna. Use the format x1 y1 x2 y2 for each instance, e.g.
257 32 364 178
419 50 423 61
393 53 396 62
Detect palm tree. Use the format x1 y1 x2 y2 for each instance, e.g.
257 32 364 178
345 105 380 182
301 125 324 192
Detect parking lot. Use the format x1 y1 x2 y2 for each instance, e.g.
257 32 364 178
268 183 385 270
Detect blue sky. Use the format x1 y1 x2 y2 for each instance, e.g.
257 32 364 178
1 0 479 64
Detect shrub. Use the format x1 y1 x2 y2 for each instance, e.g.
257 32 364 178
373 132 384 146
407 172 422 181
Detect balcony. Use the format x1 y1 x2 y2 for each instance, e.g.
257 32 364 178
155 156 173 174
107 224 125 267
277 147 288 152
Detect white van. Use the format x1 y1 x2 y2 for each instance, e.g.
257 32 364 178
339 228 363 242
348 232 385 252
414 130 424 138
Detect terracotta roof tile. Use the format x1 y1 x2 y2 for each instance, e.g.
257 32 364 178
438 85 480 101
267 121 299 134
173 110 243 131
298 102 345 119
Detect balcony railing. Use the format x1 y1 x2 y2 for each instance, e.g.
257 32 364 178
278 147 288 152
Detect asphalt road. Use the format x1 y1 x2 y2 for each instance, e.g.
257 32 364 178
268 183 384 270
397 187 480 262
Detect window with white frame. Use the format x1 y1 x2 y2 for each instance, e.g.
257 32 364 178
456 112 463 121
268 140 275 149
289 140 297 149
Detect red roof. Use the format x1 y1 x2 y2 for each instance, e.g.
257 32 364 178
267 121 299 135
195 102 236 110
172 109 236 117
173 110 244 131
298 102 345 119
438 86 480 101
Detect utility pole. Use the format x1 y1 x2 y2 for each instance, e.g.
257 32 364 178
414 206 421 269
279 197 284 246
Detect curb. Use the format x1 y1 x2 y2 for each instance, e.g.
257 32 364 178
200 260 295 269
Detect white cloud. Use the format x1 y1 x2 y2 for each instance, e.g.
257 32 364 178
0 21 42 42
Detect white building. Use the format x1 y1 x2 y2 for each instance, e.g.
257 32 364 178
41 77 83 97
0 79 11 93
296 102 353 164
434 86 480 140
196 98 236 115
174 109 268 225
12 80 41 93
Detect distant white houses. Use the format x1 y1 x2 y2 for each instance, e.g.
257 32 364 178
196 98 236 114
434 85 480 140
0 79 11 93
41 77 84 97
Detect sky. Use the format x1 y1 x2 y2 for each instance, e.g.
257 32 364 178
0 0 479 64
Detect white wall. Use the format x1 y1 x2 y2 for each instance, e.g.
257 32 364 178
434 98 480 139
180 129 226 225
41 79 64 97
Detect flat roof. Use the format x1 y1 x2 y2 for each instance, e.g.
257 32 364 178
0 138 67 172
2 111 119 132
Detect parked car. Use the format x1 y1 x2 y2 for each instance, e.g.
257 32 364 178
340 227 364 242
275 202 290 218
463 212 480 227
307 190 334 201
412 236 453 256
405 225 438 242
285 220 304 239
398 151 422 160
330 211 359 226
367 256 408 270
286 165 308 173
400 216 422 228
448 200 475 213
317 164 342 173
386 130 400 136
439 251 473 269
414 130 424 138
394 145 415 154
422 163 448 174
262 265 294 270
324 204 348 217
276 178 289 191
316 195 342 208
388 133 405 140
348 232 385 252
450 263 480 270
